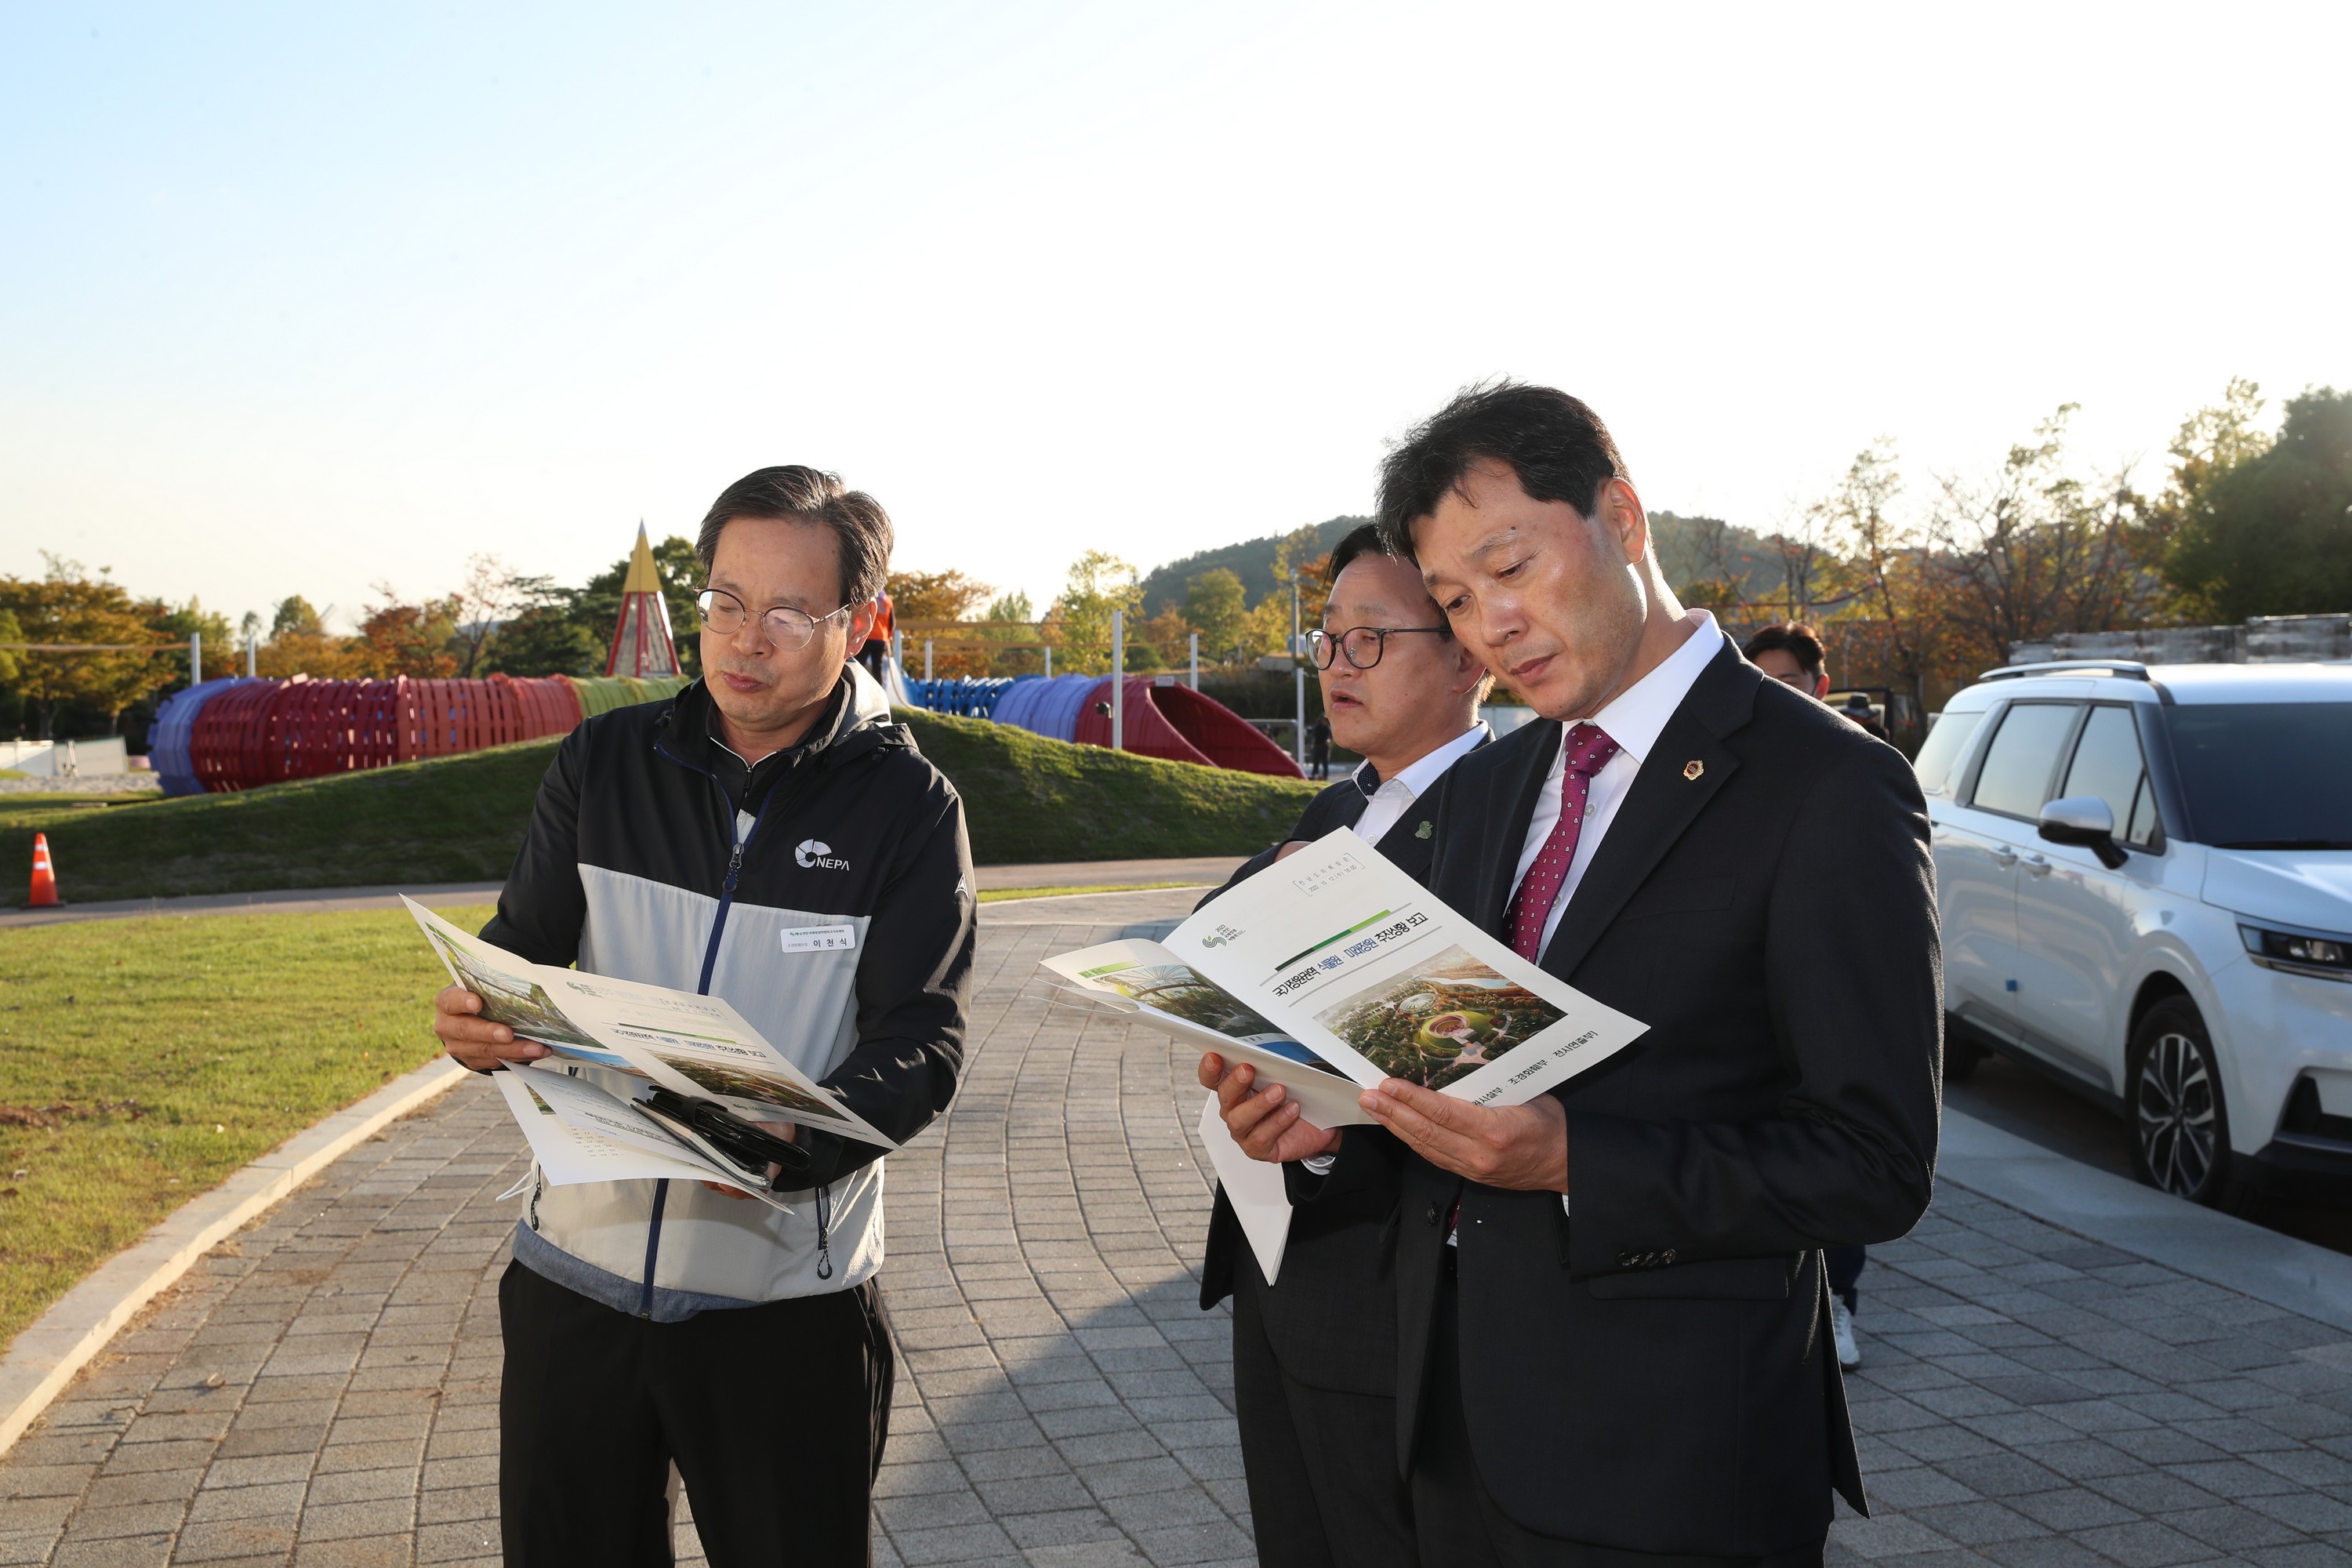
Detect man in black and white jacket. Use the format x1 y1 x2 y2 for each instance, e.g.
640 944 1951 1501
435 466 974 1568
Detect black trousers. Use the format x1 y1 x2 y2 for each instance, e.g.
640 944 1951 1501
499 1259 894 1568
1230 1267 1418 1568
1824 1247 1864 1312
1410 1273 1824 1568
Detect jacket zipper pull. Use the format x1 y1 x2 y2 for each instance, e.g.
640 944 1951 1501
723 840 745 895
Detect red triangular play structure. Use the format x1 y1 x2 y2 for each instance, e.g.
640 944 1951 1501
607 524 681 678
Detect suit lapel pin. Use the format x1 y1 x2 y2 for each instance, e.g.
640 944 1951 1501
1416 820 1432 839
1682 760 1704 781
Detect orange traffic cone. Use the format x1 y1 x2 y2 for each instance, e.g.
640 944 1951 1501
27 833 60 908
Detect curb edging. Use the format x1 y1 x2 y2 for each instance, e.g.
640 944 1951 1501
0 1055 470 1457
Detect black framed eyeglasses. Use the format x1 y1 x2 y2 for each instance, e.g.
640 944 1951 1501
1307 625 1449 670
696 587 855 652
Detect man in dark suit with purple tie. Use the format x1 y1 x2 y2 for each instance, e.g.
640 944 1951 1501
1210 383 1941 1566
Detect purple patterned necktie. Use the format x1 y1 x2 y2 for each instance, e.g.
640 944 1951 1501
1505 722 1621 961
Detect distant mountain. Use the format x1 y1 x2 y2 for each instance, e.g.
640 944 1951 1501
1137 516 1369 613
1138 510 1797 615
1650 511 1794 604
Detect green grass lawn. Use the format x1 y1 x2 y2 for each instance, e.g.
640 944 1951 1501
0 906 484 1352
0 710 1310 903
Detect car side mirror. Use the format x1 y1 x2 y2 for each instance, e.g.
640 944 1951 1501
2038 796 2128 869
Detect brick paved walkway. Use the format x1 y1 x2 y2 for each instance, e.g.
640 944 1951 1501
5 888 2352 1567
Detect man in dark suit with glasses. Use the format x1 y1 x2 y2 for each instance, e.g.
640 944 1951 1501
1195 522 1490 1567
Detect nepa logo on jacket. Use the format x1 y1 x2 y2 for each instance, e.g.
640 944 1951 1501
795 839 849 870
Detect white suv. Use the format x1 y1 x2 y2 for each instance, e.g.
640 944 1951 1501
1916 660 2352 1208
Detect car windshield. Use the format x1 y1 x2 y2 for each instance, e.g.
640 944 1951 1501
2169 702 2352 849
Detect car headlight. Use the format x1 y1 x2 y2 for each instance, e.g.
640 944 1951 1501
2240 924 2352 982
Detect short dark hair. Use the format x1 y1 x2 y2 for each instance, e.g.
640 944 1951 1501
695 466 894 608
1323 522 1389 586
1374 381 1629 558
1324 522 1456 643
1741 622 1827 682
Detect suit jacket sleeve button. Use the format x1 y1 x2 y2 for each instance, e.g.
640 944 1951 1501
1660 1248 1676 1265
1617 1250 1639 1269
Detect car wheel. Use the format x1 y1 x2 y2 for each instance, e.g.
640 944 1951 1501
2126 997 2249 1211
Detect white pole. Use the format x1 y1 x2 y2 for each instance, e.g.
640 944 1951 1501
1290 578 1305 766
1111 611 1124 752
924 639 934 681
1189 631 1199 690
191 631 201 688
892 630 903 674
1044 641 1052 678
247 635 258 679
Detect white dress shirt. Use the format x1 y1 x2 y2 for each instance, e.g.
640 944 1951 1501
1512 611 1725 953
1351 720 1490 847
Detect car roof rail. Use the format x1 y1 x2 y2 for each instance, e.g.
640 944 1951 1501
1978 659 2153 683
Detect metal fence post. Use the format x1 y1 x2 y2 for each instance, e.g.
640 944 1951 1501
1110 611 1124 752
1189 631 1198 690
191 631 201 688
924 639 934 681
1290 576 1305 766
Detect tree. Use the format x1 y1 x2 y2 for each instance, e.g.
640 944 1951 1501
2161 384 2352 622
140 596 233 691
445 554 521 677
0 608 20 689
0 559 172 737
1137 606 1196 669
1922 407 2164 670
1183 569 1247 662
484 575 604 677
1269 525 1332 630
1816 440 1943 724
1044 551 1142 673
270 596 325 640
354 590 463 677
890 569 994 624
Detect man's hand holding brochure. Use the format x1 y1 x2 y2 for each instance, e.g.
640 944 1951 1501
1040 830 1650 1279
406 897 893 1210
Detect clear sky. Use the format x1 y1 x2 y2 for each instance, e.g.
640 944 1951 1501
3 2 2345 631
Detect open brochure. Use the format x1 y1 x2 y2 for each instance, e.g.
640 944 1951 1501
405 896 895 1152
1042 829 1650 1287
491 1062 808 1212
1041 829 1650 1122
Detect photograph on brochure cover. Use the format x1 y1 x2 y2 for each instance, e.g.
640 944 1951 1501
422 927 612 1058
1311 945 1566 1091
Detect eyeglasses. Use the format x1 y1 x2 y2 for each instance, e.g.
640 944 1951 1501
1308 626 1449 670
696 587 855 652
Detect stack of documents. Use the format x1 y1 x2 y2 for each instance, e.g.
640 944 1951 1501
406 898 892 1210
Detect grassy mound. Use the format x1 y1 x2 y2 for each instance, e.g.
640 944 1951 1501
0 711 1311 902
902 709 1312 862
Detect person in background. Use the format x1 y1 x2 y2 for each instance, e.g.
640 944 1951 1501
856 583 895 683
1742 620 1871 1370
1196 521 1490 1568
1308 713 1334 779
